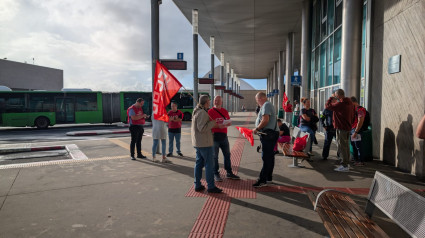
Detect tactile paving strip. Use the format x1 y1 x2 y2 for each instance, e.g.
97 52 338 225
187 113 253 238
185 179 256 199
0 155 129 170
188 196 231 238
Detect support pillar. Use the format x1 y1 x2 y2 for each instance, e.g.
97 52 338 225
278 51 285 113
301 0 312 99
220 53 224 97
341 0 362 98
193 9 199 108
273 62 278 112
226 62 230 110
210 36 215 100
285 32 295 123
285 32 295 103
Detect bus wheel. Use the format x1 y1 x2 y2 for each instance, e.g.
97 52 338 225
183 112 192 121
35 116 50 129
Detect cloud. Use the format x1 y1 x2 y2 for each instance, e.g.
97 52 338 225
0 0 219 92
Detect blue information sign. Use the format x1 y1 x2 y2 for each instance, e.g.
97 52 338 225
177 52 184 60
291 76 302 86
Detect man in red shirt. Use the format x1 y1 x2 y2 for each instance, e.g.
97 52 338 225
325 89 354 172
167 102 184 157
208 96 240 181
350 97 366 166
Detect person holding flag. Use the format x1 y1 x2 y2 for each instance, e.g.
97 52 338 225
152 61 183 162
208 96 240 182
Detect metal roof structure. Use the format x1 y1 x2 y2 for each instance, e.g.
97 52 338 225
172 0 303 79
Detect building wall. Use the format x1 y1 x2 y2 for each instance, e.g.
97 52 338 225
371 0 425 177
239 90 265 111
0 59 63 91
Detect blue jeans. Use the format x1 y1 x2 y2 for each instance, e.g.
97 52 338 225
300 124 315 152
194 147 215 190
322 128 336 159
259 136 278 182
213 137 232 175
350 128 363 162
152 139 166 156
168 132 181 154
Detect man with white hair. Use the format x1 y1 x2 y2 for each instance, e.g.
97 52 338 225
252 92 279 187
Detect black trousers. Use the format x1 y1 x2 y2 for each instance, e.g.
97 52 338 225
129 125 144 156
322 128 336 159
259 135 279 182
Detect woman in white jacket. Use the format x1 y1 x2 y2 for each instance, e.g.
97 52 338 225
152 115 171 163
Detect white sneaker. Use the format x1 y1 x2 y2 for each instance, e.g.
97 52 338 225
162 158 172 163
152 157 160 163
334 165 349 172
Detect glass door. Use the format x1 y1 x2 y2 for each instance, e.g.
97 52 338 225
55 98 75 123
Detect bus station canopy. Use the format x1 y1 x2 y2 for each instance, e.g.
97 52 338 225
172 0 303 79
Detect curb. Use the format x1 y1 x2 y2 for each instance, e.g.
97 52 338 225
0 144 87 160
0 145 66 154
66 129 130 136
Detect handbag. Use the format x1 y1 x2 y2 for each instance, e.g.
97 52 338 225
293 135 308 151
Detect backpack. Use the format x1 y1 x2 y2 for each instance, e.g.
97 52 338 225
356 106 370 131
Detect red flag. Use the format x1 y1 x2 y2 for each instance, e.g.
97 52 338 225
236 126 254 146
282 92 288 111
153 61 183 122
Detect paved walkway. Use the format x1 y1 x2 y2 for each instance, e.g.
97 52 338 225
0 112 424 237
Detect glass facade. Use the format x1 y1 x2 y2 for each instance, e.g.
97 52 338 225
310 0 343 105
310 0 368 105
309 0 369 132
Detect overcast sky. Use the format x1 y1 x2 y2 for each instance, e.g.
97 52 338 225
0 0 266 91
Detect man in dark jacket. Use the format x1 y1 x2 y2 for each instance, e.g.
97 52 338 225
325 89 354 172
321 107 336 160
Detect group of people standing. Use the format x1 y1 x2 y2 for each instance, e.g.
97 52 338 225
297 89 368 172
126 88 370 195
127 98 184 163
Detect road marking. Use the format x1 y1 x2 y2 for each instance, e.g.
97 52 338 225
108 138 152 156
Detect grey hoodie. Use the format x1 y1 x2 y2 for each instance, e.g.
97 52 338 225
191 105 216 147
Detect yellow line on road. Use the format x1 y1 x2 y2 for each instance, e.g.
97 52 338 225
108 138 152 156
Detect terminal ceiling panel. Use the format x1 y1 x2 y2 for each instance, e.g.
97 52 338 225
172 0 303 79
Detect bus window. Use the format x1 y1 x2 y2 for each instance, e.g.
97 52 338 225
75 93 97 111
5 94 25 113
29 94 55 112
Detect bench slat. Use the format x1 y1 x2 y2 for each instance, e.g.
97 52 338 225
308 191 390 238
331 193 377 238
308 192 347 238
320 193 359 238
325 193 367 238
340 194 389 238
279 143 309 158
315 194 352 237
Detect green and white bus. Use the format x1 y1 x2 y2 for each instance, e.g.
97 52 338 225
0 90 207 128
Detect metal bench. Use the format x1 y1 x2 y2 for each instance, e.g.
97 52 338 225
307 171 425 238
278 126 311 168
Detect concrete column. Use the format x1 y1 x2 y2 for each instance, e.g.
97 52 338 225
230 68 234 114
192 9 199 108
226 62 230 110
210 36 215 100
220 53 224 97
278 51 285 112
273 62 278 112
151 0 160 154
301 0 312 99
285 32 294 103
341 0 362 98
